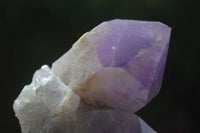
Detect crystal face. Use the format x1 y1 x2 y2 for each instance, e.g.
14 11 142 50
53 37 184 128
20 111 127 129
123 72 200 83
13 19 171 133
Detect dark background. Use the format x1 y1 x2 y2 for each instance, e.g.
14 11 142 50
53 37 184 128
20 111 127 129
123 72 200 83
1 0 199 132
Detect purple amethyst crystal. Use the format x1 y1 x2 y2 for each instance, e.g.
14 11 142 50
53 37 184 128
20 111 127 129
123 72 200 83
87 20 171 111
52 19 171 112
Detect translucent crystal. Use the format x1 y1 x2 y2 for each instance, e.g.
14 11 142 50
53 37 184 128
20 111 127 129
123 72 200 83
52 19 171 112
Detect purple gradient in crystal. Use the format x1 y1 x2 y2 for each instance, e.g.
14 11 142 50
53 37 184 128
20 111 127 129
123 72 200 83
88 19 171 109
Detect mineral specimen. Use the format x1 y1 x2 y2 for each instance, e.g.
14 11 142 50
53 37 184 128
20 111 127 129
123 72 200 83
13 19 171 133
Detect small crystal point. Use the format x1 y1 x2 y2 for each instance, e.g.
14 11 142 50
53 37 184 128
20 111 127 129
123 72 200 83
13 65 80 132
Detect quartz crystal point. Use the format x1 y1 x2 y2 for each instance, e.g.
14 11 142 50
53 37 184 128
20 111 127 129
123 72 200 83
52 19 171 112
13 19 171 133
13 65 80 132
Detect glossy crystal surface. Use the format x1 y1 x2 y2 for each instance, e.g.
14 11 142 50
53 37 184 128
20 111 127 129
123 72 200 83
52 19 171 112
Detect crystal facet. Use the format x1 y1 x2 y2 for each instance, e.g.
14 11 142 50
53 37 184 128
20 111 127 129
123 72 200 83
13 19 171 133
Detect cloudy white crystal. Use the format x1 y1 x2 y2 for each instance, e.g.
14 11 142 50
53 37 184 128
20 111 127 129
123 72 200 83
13 65 80 132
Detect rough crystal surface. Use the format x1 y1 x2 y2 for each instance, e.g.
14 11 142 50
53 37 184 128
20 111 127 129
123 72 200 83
13 65 80 132
13 19 171 133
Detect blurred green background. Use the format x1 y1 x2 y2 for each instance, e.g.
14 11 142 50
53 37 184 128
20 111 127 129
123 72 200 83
0 0 199 132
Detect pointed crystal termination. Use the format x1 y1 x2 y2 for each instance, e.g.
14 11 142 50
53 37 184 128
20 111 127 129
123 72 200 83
52 19 171 112
13 65 80 119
